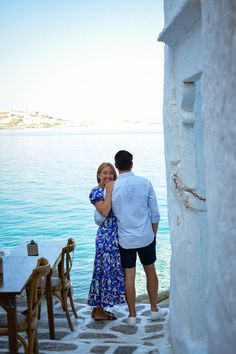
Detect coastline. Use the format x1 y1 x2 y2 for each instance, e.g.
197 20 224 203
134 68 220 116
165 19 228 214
0 122 163 133
0 109 163 132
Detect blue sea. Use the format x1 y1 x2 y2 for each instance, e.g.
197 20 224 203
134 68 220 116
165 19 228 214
0 126 170 299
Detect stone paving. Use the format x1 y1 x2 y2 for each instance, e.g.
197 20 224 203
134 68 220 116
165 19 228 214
0 298 172 354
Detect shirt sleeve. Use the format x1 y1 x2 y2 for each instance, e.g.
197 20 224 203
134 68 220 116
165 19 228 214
148 182 161 223
89 187 104 206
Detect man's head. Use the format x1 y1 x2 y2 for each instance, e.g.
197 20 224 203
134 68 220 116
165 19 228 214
114 150 133 172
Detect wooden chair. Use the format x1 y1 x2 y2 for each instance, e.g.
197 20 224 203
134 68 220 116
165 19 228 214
0 257 50 354
51 238 78 331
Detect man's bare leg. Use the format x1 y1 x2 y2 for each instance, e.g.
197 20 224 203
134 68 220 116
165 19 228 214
143 263 158 312
124 267 136 317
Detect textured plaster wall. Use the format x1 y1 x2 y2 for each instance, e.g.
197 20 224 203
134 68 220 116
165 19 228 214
201 1 236 353
161 28 208 354
160 1 207 353
163 0 186 25
160 0 236 353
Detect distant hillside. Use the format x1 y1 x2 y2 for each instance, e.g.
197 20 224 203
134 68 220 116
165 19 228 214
0 109 162 130
0 110 72 129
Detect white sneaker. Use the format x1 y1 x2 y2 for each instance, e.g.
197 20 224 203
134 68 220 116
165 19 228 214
127 316 137 327
151 308 167 321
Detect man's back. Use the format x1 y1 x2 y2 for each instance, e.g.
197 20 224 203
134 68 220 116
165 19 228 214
112 171 160 249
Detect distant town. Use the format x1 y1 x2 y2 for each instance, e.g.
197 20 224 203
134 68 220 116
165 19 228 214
0 109 161 130
0 109 73 129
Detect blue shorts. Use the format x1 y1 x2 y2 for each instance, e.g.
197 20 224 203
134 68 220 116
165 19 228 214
119 238 156 268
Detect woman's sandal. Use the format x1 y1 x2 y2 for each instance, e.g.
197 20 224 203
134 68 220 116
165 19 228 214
104 310 117 320
94 313 116 321
92 308 117 321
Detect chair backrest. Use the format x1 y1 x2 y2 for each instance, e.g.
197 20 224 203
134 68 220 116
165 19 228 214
58 238 76 284
27 257 51 323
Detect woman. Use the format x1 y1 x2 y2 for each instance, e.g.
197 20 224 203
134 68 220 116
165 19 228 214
88 162 126 320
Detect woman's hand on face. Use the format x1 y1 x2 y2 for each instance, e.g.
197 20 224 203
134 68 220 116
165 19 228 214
105 181 114 193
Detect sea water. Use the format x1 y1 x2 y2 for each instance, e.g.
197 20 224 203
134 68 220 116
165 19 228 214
0 126 170 299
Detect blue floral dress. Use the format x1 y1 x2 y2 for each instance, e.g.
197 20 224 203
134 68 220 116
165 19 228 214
88 186 126 308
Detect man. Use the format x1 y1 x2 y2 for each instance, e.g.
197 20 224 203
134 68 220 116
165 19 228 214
112 150 167 326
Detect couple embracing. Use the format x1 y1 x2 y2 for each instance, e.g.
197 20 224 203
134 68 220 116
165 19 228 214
88 150 167 326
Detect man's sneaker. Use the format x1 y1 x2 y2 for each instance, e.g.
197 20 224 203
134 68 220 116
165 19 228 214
151 308 167 321
127 316 137 327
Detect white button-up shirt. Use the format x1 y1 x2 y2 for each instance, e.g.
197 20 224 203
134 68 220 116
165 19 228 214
112 171 160 249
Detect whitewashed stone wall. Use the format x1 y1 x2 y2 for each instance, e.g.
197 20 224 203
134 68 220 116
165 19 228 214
159 1 236 353
201 1 236 353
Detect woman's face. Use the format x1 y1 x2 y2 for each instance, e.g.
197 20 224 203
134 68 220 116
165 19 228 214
98 166 115 187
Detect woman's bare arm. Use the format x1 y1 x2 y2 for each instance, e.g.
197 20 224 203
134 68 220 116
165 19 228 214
95 181 114 216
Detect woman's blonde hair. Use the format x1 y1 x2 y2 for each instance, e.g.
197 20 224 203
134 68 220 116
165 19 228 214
96 162 117 183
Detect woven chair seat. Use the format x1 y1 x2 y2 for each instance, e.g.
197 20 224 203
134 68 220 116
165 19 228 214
51 276 70 289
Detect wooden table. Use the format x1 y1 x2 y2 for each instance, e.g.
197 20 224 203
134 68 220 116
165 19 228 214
0 239 67 354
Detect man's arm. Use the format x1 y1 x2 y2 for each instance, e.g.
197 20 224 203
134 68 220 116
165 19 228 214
152 222 159 239
148 182 161 226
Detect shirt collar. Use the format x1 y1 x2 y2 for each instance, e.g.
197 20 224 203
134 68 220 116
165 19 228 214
117 171 134 178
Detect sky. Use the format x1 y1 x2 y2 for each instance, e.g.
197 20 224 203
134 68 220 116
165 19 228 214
0 0 164 125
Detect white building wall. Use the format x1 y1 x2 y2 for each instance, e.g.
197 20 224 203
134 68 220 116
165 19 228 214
159 0 236 353
201 1 236 353
163 0 192 27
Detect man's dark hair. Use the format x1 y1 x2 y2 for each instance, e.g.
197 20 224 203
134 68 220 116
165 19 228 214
115 150 133 171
